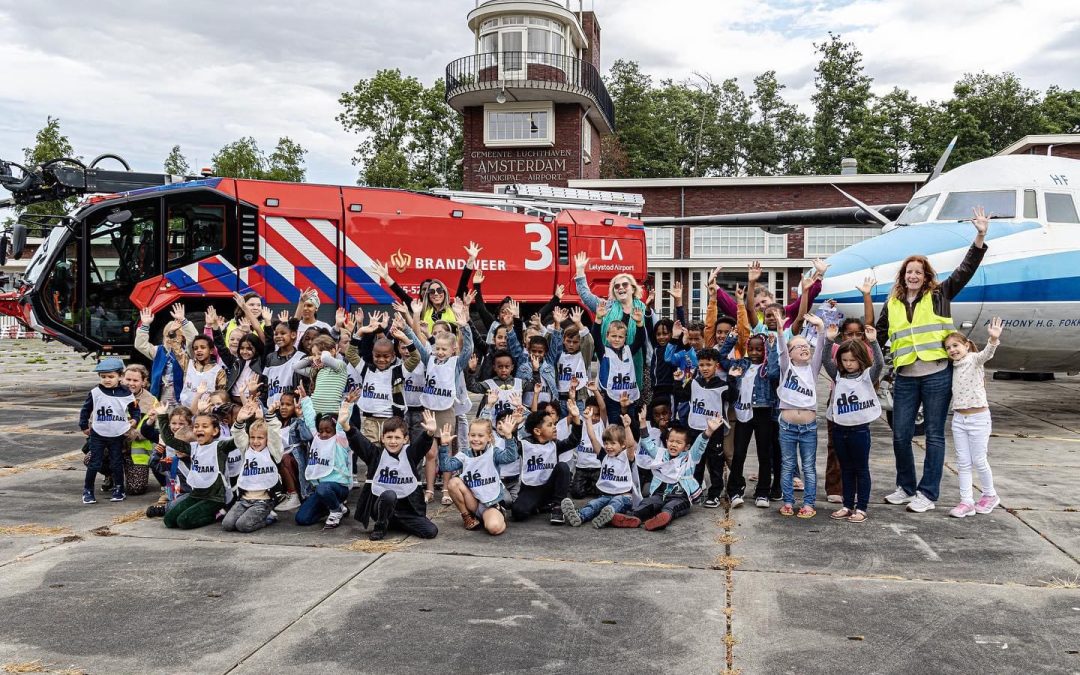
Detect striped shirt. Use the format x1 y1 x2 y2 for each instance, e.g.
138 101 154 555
311 353 348 415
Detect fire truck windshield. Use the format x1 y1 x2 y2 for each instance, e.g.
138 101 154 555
23 227 68 286
35 200 161 349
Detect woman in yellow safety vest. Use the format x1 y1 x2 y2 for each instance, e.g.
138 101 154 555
873 206 989 514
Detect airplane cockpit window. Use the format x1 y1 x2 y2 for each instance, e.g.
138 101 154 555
896 194 938 225
1046 193 1080 224
938 190 1015 221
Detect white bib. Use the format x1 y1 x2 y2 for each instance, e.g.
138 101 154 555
421 357 457 411
602 346 639 402
263 353 303 406
495 437 521 478
459 449 503 504
522 382 552 408
305 435 336 480
734 365 760 423
358 365 395 417
557 419 603 469
89 387 133 437
645 423 663 447
180 362 221 408
652 452 690 485
403 363 426 408
225 445 243 479
596 451 635 495
829 370 882 426
370 448 419 498
556 351 587 394
687 380 727 431
778 363 817 409
187 441 222 490
279 421 297 454
485 378 522 419
520 439 558 486
237 447 279 491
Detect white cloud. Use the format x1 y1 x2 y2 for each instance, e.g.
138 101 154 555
1 0 1078 187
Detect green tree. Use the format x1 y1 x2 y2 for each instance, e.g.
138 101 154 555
947 72 1045 154
19 116 78 220
210 136 307 181
810 33 874 174
746 71 812 175
1041 86 1080 134
163 145 190 176
696 76 753 177
605 60 683 178
337 70 461 189
265 137 307 182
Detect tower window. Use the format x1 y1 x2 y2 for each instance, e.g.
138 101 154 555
484 102 554 147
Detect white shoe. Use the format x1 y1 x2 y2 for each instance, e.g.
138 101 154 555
906 493 936 513
730 495 745 509
826 494 842 504
884 487 914 505
755 497 769 508
277 493 301 511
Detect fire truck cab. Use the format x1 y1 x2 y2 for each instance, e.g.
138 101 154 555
13 176 647 356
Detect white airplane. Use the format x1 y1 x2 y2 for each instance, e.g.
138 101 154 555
648 148 1080 373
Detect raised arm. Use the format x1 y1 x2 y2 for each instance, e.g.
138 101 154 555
940 207 989 300
573 252 601 312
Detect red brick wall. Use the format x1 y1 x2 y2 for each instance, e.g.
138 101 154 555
1009 144 1080 160
582 118 600 180
636 183 920 218
462 103 590 191
581 12 601 70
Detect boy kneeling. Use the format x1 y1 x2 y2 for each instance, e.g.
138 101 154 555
612 415 722 531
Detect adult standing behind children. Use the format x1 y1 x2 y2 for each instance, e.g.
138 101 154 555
877 206 988 514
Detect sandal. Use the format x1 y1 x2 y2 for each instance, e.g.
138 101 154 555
847 510 867 523
797 505 817 519
441 489 452 506
830 507 853 520
424 489 435 504
779 503 794 517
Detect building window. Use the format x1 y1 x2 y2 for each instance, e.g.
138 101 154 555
804 227 882 257
483 102 554 147
479 15 568 70
690 227 786 258
650 270 675 319
645 228 674 258
582 121 592 164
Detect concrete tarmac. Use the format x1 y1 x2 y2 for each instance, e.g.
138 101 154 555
0 342 1078 674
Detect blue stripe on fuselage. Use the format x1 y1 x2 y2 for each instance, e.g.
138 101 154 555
825 220 1042 277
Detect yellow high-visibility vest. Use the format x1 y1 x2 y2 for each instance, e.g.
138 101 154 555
886 294 954 367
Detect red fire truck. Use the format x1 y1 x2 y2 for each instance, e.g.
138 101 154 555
0 157 646 356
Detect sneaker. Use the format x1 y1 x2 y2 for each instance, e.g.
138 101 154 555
561 498 582 527
610 513 641 528
643 511 672 531
755 497 769 508
145 504 166 518
324 507 346 529
110 487 125 503
826 494 842 504
461 512 481 531
949 502 976 518
593 504 617 529
703 496 722 509
82 489 97 505
884 487 915 505
769 489 782 501
265 510 279 526
369 524 387 540
277 492 301 512
549 507 565 525
154 492 168 507
730 494 745 509
907 493 936 513
974 494 1000 515
215 508 227 522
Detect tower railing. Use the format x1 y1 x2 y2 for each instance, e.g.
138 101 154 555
445 51 615 132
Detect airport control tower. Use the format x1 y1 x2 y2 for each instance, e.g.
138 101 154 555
445 0 614 192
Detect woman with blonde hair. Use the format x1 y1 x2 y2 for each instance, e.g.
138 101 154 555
875 206 989 514
135 302 198 408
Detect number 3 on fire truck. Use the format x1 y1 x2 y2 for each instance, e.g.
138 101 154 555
524 223 553 271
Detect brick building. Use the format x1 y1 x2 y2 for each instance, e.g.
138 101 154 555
445 0 611 193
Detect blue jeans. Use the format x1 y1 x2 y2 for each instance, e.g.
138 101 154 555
891 365 952 502
832 423 872 511
579 493 633 521
779 419 817 506
295 482 349 526
85 432 124 492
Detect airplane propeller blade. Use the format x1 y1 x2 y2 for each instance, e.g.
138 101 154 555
830 185 892 227
927 136 958 185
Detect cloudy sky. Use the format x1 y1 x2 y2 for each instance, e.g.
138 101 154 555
1 0 1078 186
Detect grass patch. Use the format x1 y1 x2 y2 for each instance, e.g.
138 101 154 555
716 533 739 546
2 661 47 673
0 524 73 537
338 539 415 554
111 509 147 526
90 526 114 537
1042 573 1080 589
712 555 742 570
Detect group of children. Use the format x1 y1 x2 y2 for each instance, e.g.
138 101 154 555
77 240 1005 540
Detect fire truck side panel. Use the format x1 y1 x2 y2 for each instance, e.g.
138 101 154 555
233 181 347 308
340 187 559 306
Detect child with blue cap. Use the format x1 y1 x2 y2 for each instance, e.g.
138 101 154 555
79 357 136 504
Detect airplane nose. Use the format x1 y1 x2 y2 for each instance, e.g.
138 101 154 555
820 248 876 299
